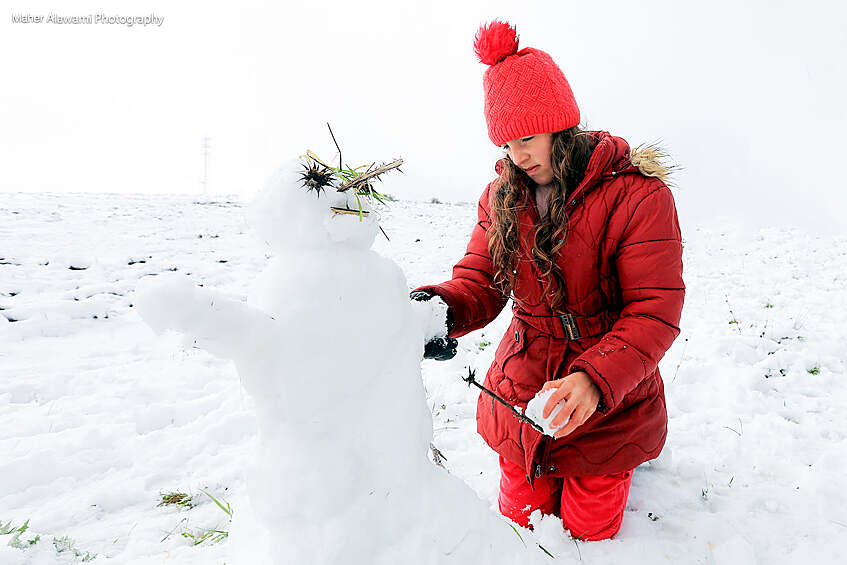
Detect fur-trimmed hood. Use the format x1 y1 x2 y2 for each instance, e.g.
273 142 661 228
629 142 678 187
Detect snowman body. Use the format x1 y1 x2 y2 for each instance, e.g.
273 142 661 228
136 160 546 564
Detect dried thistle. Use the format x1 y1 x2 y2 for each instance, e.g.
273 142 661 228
298 156 336 197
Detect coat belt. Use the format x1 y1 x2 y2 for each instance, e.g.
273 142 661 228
511 306 615 340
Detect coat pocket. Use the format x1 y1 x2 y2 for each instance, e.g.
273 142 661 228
494 318 529 372
621 371 660 409
487 318 532 402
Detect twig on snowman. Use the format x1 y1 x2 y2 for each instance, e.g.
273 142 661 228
299 124 401 242
335 158 404 194
322 121 404 198
327 207 390 241
330 207 370 217
462 367 545 434
327 122 343 171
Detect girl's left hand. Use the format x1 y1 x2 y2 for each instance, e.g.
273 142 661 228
541 371 602 439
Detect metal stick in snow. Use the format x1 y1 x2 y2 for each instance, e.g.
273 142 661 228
462 368 544 434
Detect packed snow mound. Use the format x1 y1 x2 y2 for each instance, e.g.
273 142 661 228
410 294 450 341
135 160 549 564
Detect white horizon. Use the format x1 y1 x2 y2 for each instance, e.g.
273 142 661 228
2 0 845 234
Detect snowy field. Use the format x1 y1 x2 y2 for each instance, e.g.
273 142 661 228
1 191 846 564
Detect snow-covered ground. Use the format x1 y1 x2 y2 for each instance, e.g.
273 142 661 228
1 192 846 564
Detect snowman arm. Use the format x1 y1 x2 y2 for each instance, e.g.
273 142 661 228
135 274 276 361
183 288 277 361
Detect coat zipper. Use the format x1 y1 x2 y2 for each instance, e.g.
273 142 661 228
540 434 554 475
521 168 624 483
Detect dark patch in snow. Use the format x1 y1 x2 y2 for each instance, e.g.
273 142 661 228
192 201 241 208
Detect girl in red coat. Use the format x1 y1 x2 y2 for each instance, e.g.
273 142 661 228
412 19 685 541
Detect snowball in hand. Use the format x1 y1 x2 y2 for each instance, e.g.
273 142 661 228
524 388 569 437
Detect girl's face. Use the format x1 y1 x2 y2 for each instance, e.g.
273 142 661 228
502 132 554 185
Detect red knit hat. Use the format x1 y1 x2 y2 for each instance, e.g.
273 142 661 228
474 20 580 147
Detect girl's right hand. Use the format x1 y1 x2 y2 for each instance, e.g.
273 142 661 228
541 371 601 439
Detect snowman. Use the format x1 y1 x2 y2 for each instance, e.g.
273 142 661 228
135 157 548 564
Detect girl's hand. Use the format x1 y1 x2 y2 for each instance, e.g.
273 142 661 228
541 371 602 439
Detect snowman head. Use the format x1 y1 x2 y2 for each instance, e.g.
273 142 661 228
248 158 380 252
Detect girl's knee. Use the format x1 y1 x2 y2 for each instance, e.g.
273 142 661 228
563 511 625 541
560 469 633 541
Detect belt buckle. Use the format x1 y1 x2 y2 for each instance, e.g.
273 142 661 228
559 313 582 340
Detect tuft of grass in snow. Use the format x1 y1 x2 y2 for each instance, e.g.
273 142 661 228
53 535 97 561
201 489 233 519
158 488 233 547
807 366 820 375
540 543 556 558
568 535 582 561
177 489 233 547
507 522 525 547
3 519 95 560
506 521 556 559
724 295 742 333
180 527 228 546
478 337 492 350
158 491 195 508
1 519 40 548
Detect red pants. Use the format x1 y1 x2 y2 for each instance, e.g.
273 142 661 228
497 456 633 541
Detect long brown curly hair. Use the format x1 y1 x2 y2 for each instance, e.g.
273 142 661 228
488 126 598 314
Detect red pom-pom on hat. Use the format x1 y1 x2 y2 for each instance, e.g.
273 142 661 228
474 19 581 146
473 19 519 66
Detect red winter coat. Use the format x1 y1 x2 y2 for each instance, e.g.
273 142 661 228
414 131 685 480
